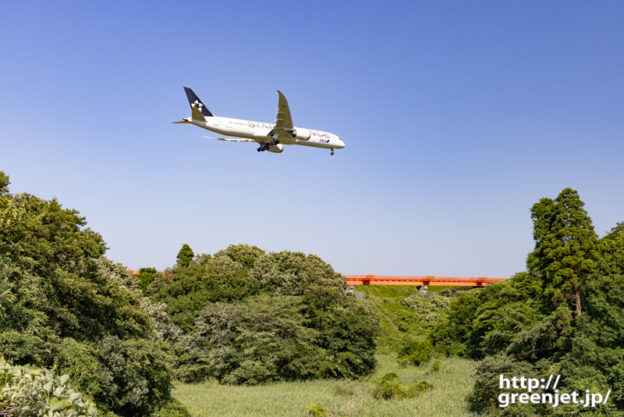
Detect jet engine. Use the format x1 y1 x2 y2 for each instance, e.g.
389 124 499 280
268 143 284 153
293 128 311 141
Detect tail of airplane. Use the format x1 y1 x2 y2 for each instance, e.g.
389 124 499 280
184 87 213 121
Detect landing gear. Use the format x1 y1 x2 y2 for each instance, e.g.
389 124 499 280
258 140 279 153
330 148 335 156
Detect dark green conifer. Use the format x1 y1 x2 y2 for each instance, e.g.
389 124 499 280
176 244 194 267
527 188 598 317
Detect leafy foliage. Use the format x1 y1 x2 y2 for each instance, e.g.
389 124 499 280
0 362 98 417
398 336 434 367
214 244 264 269
372 373 433 400
528 188 598 317
176 244 194 268
0 171 183 417
362 287 448 356
153 254 252 332
136 267 157 294
306 403 327 417
154 247 379 384
467 354 538 415
152 399 192 417
438 188 623 415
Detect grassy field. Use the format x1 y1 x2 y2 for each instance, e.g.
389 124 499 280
173 354 477 417
174 286 479 417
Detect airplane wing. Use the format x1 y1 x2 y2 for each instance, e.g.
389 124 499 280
269 90 295 139
204 136 256 143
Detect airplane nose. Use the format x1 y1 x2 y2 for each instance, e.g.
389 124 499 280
338 139 345 149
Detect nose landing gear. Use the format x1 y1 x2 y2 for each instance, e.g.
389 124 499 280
330 148 335 156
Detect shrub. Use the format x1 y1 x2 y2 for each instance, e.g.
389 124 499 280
54 338 104 401
0 362 98 417
307 404 327 417
400 294 450 328
95 336 172 417
372 373 433 400
398 336 434 366
152 399 192 417
467 354 538 414
0 331 47 366
428 360 441 373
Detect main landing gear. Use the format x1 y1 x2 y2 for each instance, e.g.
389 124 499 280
258 140 279 152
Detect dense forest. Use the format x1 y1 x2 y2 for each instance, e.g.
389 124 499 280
1 169 623 416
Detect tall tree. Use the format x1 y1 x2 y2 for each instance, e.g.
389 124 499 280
527 188 598 317
176 243 194 267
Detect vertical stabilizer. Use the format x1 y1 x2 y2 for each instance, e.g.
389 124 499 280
183 87 213 121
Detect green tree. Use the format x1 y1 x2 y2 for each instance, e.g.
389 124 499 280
0 171 9 194
136 267 157 294
176 244 194 267
0 171 181 417
214 244 265 269
154 254 251 331
527 188 598 317
154 247 379 383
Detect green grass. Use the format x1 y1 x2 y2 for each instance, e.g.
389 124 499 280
173 354 478 417
360 286 447 353
174 287 481 417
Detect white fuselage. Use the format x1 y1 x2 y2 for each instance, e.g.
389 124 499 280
187 116 345 150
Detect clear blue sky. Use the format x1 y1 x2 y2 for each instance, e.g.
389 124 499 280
1 1 623 276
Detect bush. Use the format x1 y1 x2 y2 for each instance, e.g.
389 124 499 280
468 354 538 415
372 373 433 400
152 399 192 417
428 360 441 373
0 362 98 417
398 336 434 366
52 336 175 417
191 295 322 384
95 336 172 416
0 331 47 367
54 338 104 401
307 404 327 417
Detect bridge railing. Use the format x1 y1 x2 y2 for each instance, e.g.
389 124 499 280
345 275 505 287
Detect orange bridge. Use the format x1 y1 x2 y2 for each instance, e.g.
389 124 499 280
345 275 505 287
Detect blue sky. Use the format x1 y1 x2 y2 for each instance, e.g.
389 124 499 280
1 1 623 276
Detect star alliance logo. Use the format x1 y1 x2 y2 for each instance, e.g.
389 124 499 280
192 100 204 111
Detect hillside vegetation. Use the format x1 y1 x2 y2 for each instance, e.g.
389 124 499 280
433 189 624 416
3 169 623 417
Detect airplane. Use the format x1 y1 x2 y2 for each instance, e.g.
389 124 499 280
174 87 345 155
